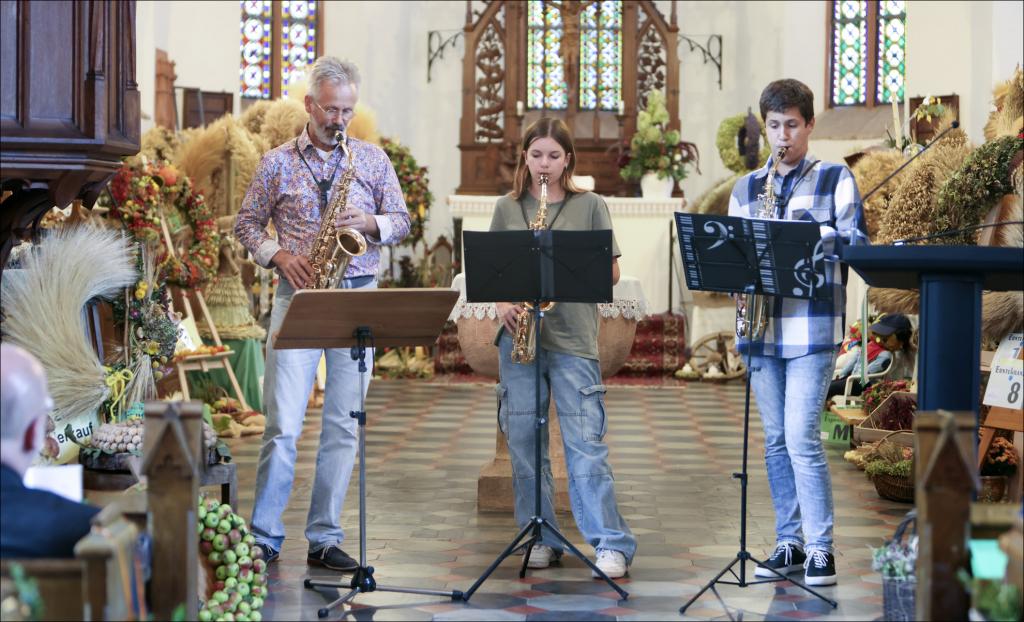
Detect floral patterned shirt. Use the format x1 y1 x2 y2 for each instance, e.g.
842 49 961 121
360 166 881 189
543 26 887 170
235 126 410 278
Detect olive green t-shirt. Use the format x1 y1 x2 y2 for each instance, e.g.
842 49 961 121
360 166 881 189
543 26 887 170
488 190 621 361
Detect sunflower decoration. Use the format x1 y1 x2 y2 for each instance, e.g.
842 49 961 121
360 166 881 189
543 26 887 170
381 137 433 249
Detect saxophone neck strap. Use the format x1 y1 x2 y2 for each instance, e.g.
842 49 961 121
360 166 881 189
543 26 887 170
295 137 344 209
774 159 820 218
519 192 571 230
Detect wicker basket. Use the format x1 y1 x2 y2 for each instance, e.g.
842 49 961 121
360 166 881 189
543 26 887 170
872 472 915 503
868 430 915 503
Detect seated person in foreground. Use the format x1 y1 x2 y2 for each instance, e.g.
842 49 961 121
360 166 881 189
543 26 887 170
827 313 914 399
0 343 100 559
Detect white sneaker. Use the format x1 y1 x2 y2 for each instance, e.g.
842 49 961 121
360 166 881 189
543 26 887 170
592 548 628 578
525 544 555 569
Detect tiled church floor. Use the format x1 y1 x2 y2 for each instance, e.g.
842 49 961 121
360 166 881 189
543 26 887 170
219 379 907 621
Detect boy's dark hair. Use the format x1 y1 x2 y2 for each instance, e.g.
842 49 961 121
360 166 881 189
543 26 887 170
759 79 815 124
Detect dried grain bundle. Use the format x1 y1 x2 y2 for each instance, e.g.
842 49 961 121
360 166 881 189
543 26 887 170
875 128 971 245
138 126 182 163
346 103 381 145
694 174 741 216
175 118 229 211
868 287 920 316
850 150 904 239
986 66 1024 141
239 100 273 136
260 98 307 150
0 226 137 425
223 116 264 217
982 291 1024 342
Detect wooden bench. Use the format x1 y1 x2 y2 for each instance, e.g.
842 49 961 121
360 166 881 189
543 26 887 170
1 503 138 620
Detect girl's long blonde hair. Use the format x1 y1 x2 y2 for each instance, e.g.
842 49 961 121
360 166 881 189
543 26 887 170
510 117 582 198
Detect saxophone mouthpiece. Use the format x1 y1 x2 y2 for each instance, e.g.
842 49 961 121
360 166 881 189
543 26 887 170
776 145 789 158
538 173 549 185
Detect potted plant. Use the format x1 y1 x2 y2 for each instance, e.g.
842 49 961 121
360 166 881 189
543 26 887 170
979 437 1019 502
619 90 699 198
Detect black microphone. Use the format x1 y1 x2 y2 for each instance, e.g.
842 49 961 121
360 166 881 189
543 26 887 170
861 120 961 202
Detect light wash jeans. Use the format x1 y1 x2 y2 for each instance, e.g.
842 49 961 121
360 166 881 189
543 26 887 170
750 348 837 554
251 278 375 553
496 334 637 563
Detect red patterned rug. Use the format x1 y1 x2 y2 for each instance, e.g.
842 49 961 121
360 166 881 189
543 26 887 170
433 312 690 378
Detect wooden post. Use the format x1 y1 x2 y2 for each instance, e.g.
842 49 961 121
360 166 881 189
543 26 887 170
143 400 203 621
914 409 977 621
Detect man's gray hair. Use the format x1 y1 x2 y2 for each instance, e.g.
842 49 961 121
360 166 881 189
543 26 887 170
308 56 361 99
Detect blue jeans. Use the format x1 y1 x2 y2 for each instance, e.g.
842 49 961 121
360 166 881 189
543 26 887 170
750 348 837 553
251 278 375 553
496 335 637 563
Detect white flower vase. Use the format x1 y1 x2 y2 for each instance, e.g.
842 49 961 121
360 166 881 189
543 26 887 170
640 172 674 199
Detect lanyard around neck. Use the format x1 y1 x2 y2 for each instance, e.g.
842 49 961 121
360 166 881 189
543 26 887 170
520 192 570 229
295 137 343 208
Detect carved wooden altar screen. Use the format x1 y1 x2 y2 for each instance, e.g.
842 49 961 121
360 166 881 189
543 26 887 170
456 0 679 197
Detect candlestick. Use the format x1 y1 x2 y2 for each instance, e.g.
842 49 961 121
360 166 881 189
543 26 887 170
617 100 625 116
516 100 524 117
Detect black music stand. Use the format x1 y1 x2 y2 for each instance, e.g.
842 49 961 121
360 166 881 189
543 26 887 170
674 212 839 614
459 229 629 601
274 288 464 618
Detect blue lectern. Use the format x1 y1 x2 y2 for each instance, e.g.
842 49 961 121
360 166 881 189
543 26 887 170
841 245 1023 415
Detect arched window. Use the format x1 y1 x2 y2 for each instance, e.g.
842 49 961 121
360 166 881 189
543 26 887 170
829 0 906 106
526 0 623 112
240 0 322 100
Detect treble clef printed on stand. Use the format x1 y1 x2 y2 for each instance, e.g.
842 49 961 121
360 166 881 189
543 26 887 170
792 240 826 296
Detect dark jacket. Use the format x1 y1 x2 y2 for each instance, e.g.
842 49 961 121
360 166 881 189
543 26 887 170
0 464 100 558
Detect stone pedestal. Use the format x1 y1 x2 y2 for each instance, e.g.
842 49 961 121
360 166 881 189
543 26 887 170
459 313 638 513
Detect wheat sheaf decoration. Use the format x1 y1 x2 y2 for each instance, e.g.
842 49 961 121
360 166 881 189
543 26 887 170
1 226 138 426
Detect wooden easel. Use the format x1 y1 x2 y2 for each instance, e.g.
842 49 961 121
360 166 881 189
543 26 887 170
979 347 1024 501
160 216 251 411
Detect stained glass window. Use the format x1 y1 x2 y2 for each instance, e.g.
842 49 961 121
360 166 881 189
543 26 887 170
527 0 622 111
240 1 273 99
831 1 868 105
240 1 320 100
580 1 622 111
281 1 317 98
876 1 906 104
527 1 566 110
830 1 906 107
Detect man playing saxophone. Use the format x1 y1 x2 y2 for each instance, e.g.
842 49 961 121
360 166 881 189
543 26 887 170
234 56 410 571
727 79 867 587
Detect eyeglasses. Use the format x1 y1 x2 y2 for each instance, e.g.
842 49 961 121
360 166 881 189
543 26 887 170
313 100 351 120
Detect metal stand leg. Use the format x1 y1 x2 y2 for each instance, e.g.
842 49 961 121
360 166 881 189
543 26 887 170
679 334 837 615
304 328 463 617
462 306 630 602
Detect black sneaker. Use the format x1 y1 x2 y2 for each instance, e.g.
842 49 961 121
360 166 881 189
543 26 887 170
307 545 359 572
754 542 806 578
255 542 279 564
803 549 837 586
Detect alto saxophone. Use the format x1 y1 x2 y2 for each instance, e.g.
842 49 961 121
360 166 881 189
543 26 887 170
735 145 788 340
307 130 368 290
510 173 555 364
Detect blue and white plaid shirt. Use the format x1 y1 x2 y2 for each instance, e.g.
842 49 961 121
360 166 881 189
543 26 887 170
728 154 868 359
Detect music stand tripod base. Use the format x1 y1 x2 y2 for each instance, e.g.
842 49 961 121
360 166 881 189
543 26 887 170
275 289 463 616
460 230 628 602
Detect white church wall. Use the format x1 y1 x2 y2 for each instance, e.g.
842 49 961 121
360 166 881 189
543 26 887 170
137 0 1023 253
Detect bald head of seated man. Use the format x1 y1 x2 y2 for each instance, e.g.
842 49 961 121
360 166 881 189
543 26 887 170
1 343 99 559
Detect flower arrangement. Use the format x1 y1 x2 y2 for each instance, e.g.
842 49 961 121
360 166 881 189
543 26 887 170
381 137 433 249
914 96 946 124
863 379 911 415
110 268 180 385
619 90 699 183
107 159 220 288
981 437 1019 476
872 529 916 581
